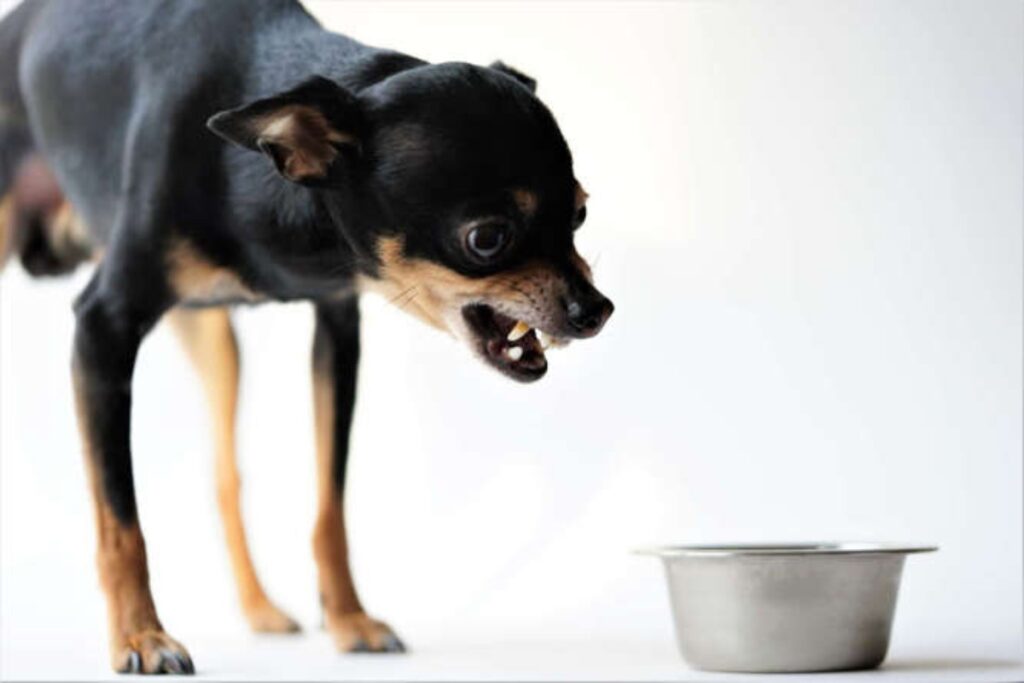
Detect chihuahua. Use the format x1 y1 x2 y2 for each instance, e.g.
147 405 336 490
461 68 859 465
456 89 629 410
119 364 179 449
0 0 612 674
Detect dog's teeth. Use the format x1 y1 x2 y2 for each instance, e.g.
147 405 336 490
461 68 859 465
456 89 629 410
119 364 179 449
506 346 524 361
538 331 569 350
507 320 531 342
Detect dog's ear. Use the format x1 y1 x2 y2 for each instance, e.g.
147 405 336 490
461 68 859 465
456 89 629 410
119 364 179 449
207 76 362 185
489 61 537 93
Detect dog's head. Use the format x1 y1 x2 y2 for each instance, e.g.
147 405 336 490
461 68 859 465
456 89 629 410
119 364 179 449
208 61 612 382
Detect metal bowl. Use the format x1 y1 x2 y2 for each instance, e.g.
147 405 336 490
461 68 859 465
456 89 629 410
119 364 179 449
639 543 936 673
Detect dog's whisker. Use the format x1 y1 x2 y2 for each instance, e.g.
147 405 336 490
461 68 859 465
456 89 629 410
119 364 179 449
396 292 418 310
388 284 421 313
507 283 536 306
399 291 419 311
321 257 364 276
388 284 417 306
325 262 358 275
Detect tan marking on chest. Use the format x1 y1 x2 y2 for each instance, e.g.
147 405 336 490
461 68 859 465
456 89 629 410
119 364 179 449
167 240 262 305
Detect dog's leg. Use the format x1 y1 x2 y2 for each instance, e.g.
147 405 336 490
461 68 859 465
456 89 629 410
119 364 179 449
311 297 405 653
72 272 194 675
168 307 300 634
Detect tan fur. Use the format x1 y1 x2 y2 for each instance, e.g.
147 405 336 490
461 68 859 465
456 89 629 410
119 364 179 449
50 201 100 261
0 191 97 269
569 247 593 282
311 345 401 651
166 240 262 306
512 188 538 217
359 236 565 333
575 181 589 210
257 105 354 181
311 352 363 619
0 192 13 266
572 183 593 283
72 366 188 672
168 307 298 633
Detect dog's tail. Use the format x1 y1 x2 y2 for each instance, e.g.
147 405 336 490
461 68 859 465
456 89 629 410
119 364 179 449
1 0 93 277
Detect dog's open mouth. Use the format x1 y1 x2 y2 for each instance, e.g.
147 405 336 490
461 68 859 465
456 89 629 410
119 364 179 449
461 304 567 382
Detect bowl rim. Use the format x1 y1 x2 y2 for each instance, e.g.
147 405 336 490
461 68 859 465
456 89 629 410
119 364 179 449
635 542 938 557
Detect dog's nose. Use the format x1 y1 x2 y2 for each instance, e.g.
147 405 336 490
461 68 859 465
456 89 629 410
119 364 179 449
565 293 614 338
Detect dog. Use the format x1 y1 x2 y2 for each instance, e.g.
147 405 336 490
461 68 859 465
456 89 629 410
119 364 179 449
0 0 613 674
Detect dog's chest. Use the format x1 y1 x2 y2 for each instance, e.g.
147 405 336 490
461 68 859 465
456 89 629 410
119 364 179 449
166 240 266 307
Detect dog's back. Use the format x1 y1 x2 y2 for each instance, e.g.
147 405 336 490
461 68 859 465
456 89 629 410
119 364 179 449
0 0 415 281
3 1 225 272
0 0 310 276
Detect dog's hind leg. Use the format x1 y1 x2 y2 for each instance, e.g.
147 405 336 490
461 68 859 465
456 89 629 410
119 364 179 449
311 297 405 653
168 307 300 634
0 1 39 269
0 188 13 266
0 129 34 270
0 154 96 276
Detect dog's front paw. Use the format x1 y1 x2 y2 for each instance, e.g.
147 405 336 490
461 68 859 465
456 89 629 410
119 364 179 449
244 599 301 634
326 611 405 653
112 629 195 675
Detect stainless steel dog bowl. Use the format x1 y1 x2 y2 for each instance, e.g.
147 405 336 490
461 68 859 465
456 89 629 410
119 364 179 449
640 543 936 673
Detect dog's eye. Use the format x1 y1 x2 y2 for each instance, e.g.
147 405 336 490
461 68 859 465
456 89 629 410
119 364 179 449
465 221 510 261
573 204 587 230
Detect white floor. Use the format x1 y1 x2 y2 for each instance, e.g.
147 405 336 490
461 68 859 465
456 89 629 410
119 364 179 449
2 628 1022 682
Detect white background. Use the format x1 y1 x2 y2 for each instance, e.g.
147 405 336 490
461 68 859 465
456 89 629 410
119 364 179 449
1 1 1021 680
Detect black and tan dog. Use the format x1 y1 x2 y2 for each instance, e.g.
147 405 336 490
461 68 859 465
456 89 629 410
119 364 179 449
0 0 613 674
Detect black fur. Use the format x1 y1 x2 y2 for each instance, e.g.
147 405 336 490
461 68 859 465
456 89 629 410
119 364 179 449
0 0 613 672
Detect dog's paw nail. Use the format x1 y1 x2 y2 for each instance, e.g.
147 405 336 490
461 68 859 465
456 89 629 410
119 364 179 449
122 651 142 673
328 612 406 654
382 634 406 653
160 650 194 675
117 629 193 674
